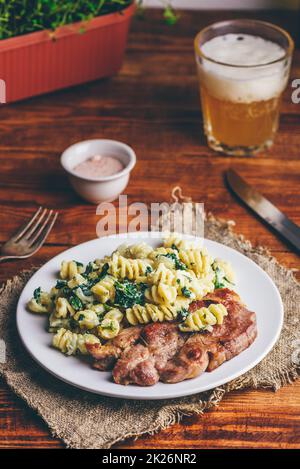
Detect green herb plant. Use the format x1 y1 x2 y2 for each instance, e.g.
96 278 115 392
0 1 177 40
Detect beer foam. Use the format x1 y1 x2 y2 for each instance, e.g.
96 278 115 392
197 34 289 103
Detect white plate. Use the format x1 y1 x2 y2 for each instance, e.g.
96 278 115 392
16 232 283 400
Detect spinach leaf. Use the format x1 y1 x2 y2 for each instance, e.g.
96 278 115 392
98 263 109 281
69 294 83 312
61 285 83 311
114 279 146 309
161 252 187 270
181 286 192 298
84 262 94 276
214 266 226 289
82 263 110 292
55 279 67 290
177 308 189 322
33 287 41 303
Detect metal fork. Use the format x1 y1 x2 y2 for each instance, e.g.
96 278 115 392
0 207 58 262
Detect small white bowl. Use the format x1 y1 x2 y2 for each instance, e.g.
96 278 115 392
60 139 136 204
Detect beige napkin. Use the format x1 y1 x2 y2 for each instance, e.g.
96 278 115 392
0 207 299 448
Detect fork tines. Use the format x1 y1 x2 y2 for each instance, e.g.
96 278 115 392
13 207 58 247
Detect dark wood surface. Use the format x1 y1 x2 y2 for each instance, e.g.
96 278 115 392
0 9 299 449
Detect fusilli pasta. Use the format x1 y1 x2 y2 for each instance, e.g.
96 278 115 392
164 234 203 251
60 260 84 280
149 263 175 286
179 303 228 332
74 309 100 330
97 308 123 339
55 297 75 318
178 248 212 276
52 328 100 355
126 303 179 325
109 253 152 282
27 290 52 313
145 283 177 305
91 275 115 303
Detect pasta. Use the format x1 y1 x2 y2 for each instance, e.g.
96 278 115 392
67 273 87 289
104 307 124 323
28 234 236 366
163 233 203 251
126 303 179 325
109 253 152 282
177 272 214 300
212 258 235 287
149 247 176 269
52 328 100 355
145 283 177 305
149 263 175 286
48 312 72 333
116 242 154 259
27 290 52 313
60 260 84 280
55 297 75 318
91 275 115 303
179 303 228 332
74 309 100 330
74 286 94 306
97 308 123 339
97 318 120 340
178 248 212 277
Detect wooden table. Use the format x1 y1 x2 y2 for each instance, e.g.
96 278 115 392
0 9 299 449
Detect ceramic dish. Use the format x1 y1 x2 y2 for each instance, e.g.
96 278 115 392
61 139 136 204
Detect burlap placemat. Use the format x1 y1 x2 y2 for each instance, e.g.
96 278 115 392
0 213 299 449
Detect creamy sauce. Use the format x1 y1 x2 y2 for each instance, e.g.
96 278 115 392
74 155 124 178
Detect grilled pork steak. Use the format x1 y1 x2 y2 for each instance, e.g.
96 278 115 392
143 322 185 372
160 334 210 383
112 323 184 386
112 344 159 386
160 289 257 382
186 288 257 372
86 326 142 371
88 289 257 385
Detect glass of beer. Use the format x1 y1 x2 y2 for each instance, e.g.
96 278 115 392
194 20 294 156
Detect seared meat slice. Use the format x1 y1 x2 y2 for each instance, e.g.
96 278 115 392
112 344 159 386
160 334 209 383
161 288 257 381
113 323 185 386
86 326 142 371
197 288 257 370
179 288 257 372
142 322 185 372
90 345 120 371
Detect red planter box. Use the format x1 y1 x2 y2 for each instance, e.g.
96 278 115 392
0 3 135 103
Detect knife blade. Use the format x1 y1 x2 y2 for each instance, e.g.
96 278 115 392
226 169 300 254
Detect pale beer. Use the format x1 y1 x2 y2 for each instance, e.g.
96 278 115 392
195 21 294 156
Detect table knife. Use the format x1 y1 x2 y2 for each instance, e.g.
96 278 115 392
226 169 300 254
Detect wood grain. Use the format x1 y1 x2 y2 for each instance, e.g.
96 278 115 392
0 9 299 449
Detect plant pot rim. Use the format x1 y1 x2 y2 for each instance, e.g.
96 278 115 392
0 2 135 51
